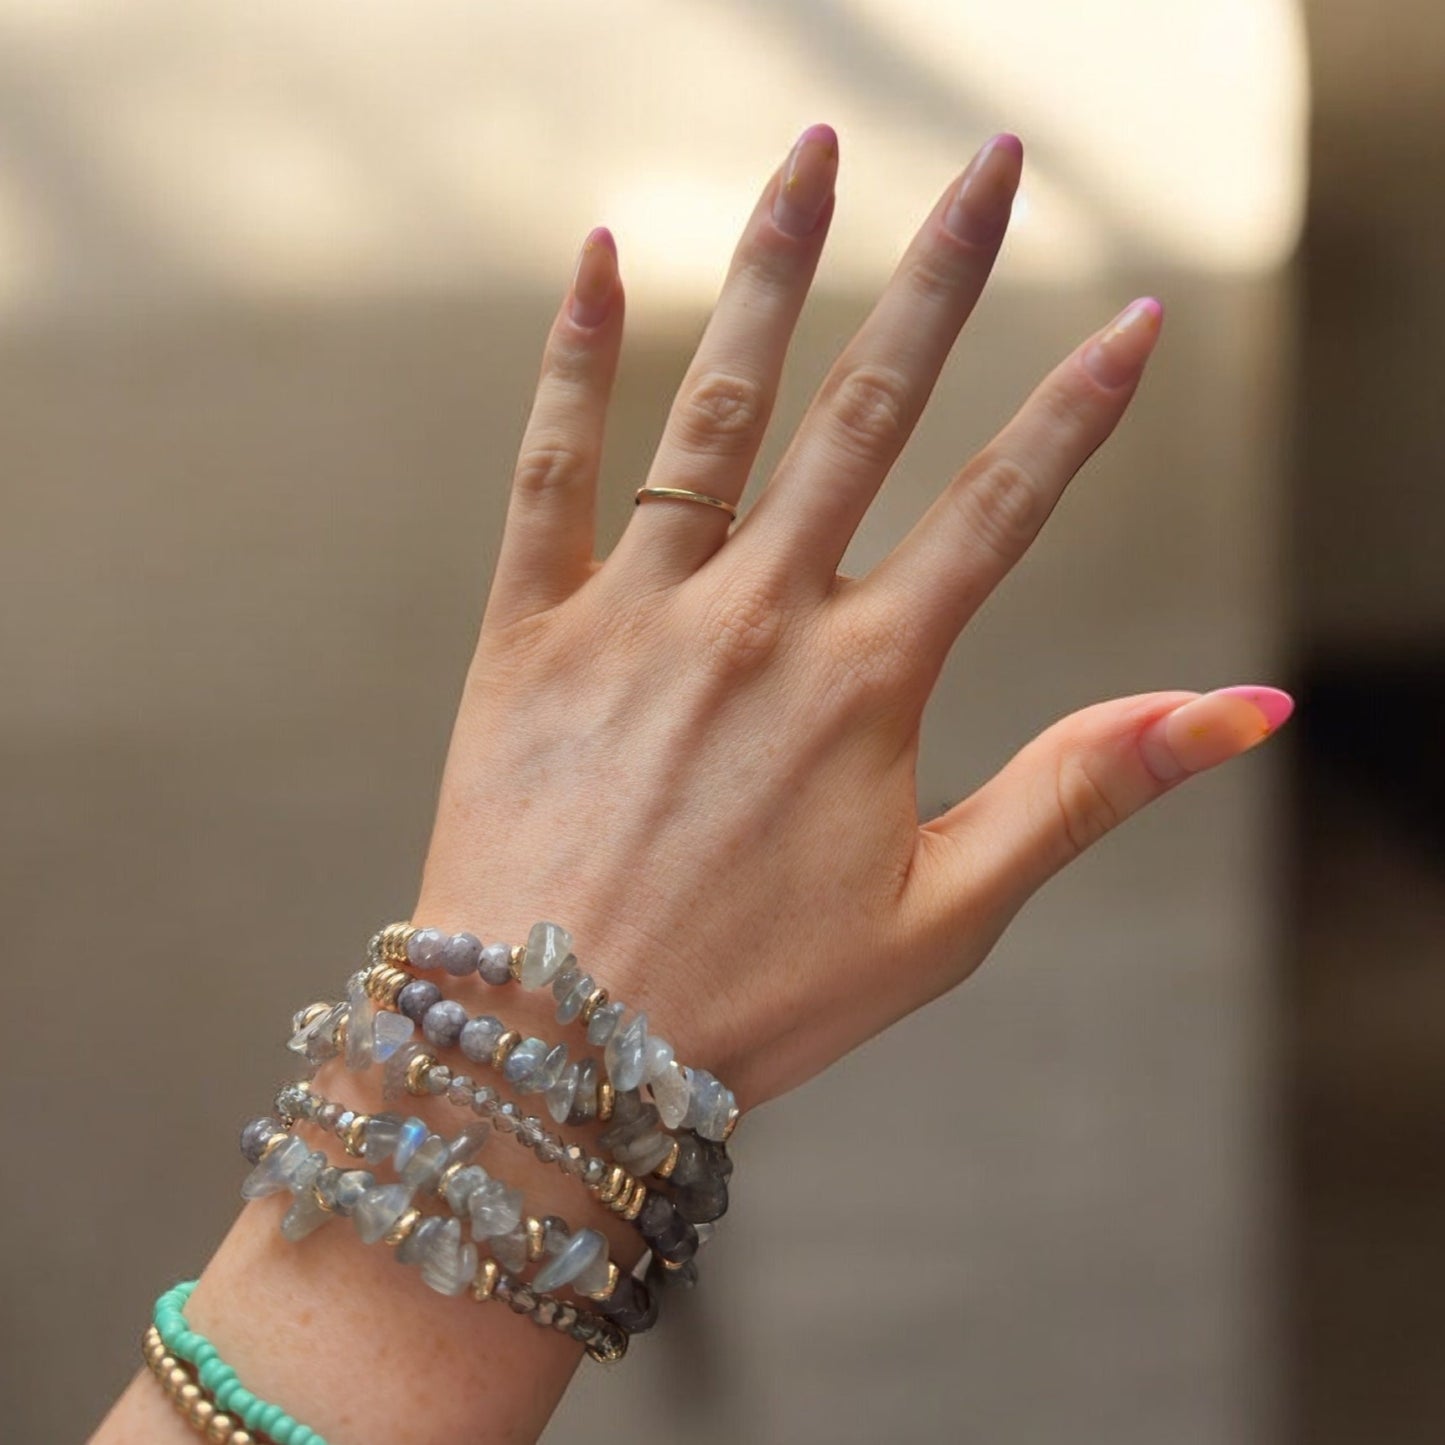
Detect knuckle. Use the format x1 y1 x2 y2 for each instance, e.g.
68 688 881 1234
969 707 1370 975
543 332 595 388
512 436 592 500
1053 750 1123 858
697 570 789 676
902 248 959 306
826 362 913 459
672 369 769 458
953 453 1049 565
1038 371 1100 439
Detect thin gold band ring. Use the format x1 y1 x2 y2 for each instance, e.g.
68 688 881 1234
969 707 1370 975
634 486 737 521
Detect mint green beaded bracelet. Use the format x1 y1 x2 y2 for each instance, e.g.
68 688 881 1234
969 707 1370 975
153 1280 329 1445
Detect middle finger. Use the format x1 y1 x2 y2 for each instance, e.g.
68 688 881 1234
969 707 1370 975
736 132 1023 585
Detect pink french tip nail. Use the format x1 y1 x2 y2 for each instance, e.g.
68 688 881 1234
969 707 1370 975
1139 684 1296 784
1081 296 1164 388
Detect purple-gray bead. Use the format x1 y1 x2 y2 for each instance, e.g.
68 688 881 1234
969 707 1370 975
407 928 448 971
397 979 442 1024
441 932 482 977
460 1015 504 1064
422 999 469 1048
478 943 513 986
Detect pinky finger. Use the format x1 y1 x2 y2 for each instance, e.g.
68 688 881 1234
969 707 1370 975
487 227 623 627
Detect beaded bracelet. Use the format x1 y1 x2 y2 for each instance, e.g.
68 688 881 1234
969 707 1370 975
153 1280 327 1444
359 952 736 1224
270 1080 630 1304
376 920 739 1142
142 1323 271 1445
295 977 708 1272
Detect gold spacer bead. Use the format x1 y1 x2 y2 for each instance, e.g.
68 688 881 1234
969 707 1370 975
595 1163 628 1205
653 1137 681 1180
491 1031 522 1071
622 1181 648 1220
437 1160 467 1195
721 1105 741 1142
192 1398 216 1428
661 1256 690 1272
584 1261 620 1302
259 1130 292 1161
596 1080 615 1123
525 1215 546 1262
405 1051 438 1095
342 1113 371 1157
311 1178 337 1214
384 1207 422 1247
578 988 608 1026
334 1011 350 1052
470 1257 500 1301
508 943 526 982
206 1414 236 1443
380 921 416 967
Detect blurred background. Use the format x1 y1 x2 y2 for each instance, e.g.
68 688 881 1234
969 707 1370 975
1 2 1439 1441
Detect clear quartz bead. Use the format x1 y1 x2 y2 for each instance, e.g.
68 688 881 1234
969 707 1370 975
605 1011 649 1093
520 921 573 990
352 1183 414 1245
545 1063 579 1125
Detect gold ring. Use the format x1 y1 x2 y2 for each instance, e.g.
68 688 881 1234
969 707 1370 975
634 486 737 521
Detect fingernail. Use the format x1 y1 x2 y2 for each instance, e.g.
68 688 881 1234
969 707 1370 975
943 132 1023 248
1081 296 1164 388
1139 685 1296 783
568 226 616 328
772 123 839 239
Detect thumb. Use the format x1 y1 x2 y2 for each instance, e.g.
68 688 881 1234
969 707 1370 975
925 685 1295 918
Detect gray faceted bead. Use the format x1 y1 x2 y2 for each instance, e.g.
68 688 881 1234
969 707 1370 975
422 999 468 1049
407 927 448 970
441 932 482 976
459 1015 504 1064
396 979 441 1024
478 943 513 986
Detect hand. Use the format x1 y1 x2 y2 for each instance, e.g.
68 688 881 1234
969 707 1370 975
412 124 1292 1116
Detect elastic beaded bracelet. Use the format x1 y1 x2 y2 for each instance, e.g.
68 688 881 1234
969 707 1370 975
142 1323 269 1444
153 1280 326 1445
239 1105 638 1354
295 980 706 1269
274 1080 631 1305
360 954 735 1226
377 920 739 1142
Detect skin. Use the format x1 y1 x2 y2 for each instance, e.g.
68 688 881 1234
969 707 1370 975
91 125 1290 1444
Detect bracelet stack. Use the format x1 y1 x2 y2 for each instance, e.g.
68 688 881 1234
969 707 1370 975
141 918 741 1440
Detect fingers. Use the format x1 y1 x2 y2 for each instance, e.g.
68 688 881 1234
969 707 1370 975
912 687 1296 933
734 132 1024 585
856 297 1164 681
488 227 623 627
608 124 840 586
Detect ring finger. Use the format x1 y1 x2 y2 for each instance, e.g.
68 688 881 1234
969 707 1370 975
609 123 839 584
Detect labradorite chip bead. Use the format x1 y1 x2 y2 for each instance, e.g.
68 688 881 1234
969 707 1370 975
502 1037 548 1088
240 1117 284 1165
520 921 573 990
396 979 441 1024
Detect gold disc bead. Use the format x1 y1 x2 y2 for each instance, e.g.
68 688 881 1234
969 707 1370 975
471 1257 501 1301
379 921 416 967
578 988 608 1026
653 1138 680 1180
490 1031 523 1071
405 1051 438 1095
508 943 526 982
384 1207 422 1247
622 1181 648 1220
584 1261 621 1302
342 1113 371 1157
525 1216 547 1263
596 1080 615 1123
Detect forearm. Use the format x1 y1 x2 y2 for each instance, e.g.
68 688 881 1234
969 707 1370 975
91 976 650 1445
